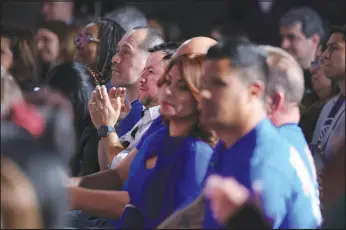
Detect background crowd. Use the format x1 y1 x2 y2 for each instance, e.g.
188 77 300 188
1 0 345 229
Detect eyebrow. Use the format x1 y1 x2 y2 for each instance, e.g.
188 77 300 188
121 43 133 52
327 42 339 47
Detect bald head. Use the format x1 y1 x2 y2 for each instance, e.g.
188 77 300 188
260 45 305 105
175 36 217 56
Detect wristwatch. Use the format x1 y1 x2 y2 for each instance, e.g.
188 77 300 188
97 125 115 138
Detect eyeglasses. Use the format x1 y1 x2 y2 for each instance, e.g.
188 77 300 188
87 67 110 85
73 34 100 47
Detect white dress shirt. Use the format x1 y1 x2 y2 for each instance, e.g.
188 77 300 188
110 105 160 168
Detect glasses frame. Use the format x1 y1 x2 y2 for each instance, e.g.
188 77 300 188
73 34 100 47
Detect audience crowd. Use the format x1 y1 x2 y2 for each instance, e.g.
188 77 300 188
1 1 345 229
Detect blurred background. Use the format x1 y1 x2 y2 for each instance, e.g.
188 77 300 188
2 0 345 45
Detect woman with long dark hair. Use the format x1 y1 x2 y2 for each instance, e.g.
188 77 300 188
1 22 38 91
74 18 125 86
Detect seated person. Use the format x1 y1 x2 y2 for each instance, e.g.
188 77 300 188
119 54 217 228
91 42 179 169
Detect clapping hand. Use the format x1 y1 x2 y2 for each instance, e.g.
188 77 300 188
88 85 121 129
108 87 132 120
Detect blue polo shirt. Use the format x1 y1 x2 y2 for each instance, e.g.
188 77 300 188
116 100 143 137
204 119 321 229
277 123 322 227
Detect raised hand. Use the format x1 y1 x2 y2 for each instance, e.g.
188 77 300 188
88 85 121 129
204 175 251 224
109 87 132 120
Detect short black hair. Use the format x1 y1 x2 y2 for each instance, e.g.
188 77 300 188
94 18 125 81
148 41 181 60
330 25 346 41
280 7 326 43
207 38 269 87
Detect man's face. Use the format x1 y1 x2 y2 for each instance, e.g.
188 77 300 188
280 22 317 69
36 28 60 63
321 32 345 80
111 29 148 87
137 51 166 107
200 59 248 130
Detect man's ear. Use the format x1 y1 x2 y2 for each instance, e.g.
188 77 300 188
249 81 265 99
267 91 284 114
272 91 285 111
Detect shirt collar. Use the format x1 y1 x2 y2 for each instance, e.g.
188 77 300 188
143 105 161 121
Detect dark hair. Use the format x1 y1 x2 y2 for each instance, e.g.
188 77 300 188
38 20 77 62
211 20 250 42
330 25 346 40
148 41 181 60
44 62 94 137
133 26 165 51
280 7 326 44
1 22 38 88
158 54 218 146
207 39 269 89
94 18 125 80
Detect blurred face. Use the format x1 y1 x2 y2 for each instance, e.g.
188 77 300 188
111 29 148 87
138 51 166 107
36 28 60 63
309 59 332 98
73 23 99 68
321 32 345 80
280 22 318 69
41 1 72 22
200 59 248 130
1 36 13 71
159 65 198 119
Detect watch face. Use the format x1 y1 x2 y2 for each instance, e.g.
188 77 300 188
99 126 109 137
98 125 115 137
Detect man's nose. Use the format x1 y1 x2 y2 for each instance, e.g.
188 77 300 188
112 54 121 64
281 38 290 50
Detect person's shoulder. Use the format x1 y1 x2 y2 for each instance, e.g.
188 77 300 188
252 123 293 167
325 94 342 107
131 100 143 108
141 126 168 147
